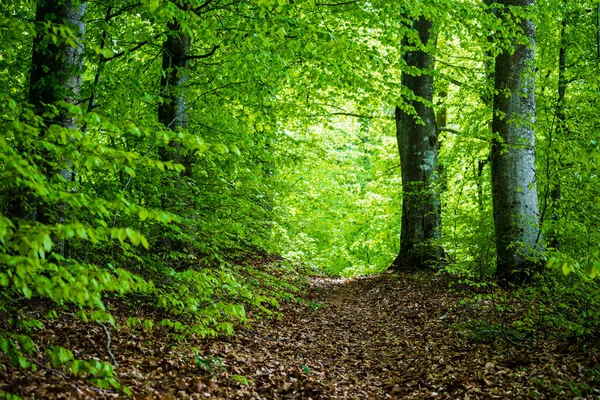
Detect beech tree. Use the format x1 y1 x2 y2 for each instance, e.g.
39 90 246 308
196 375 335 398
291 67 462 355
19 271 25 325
7 0 87 257
491 0 543 283
158 18 192 168
391 16 443 270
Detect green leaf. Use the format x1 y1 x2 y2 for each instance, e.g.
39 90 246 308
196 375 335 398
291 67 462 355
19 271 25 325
562 262 571 276
22 286 32 299
139 208 149 221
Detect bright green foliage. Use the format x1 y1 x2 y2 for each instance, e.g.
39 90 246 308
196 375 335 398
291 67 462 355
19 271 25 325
274 114 401 276
2 0 600 393
0 0 312 390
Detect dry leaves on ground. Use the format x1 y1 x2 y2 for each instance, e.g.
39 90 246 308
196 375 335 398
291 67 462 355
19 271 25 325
1 272 599 399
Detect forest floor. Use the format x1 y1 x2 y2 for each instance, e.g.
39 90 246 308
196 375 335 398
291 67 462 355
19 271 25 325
3 271 600 399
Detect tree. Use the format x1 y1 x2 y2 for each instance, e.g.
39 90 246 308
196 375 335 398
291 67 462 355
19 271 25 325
546 17 567 250
158 14 191 169
391 16 443 270
491 0 543 283
7 0 87 256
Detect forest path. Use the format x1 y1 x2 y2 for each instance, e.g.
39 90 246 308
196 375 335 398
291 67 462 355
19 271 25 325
7 272 595 399
186 272 589 399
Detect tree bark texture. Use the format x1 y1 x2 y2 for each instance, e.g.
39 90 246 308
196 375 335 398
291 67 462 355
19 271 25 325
391 17 442 270
158 19 191 173
7 0 86 253
157 18 192 255
491 0 543 283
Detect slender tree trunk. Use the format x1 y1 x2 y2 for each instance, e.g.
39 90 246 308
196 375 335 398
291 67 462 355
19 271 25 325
8 0 87 256
435 84 448 195
491 0 543 284
157 17 192 255
475 0 496 215
391 17 443 270
158 19 191 173
547 19 567 249
475 159 488 212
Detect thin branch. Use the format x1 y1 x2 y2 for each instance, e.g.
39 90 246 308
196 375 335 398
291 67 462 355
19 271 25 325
193 0 241 15
186 80 248 101
289 176 304 190
102 32 165 62
29 357 114 394
85 6 112 118
193 0 215 12
108 2 142 19
110 141 156 231
438 127 462 135
185 45 220 60
331 112 374 119
315 0 358 6
99 322 118 367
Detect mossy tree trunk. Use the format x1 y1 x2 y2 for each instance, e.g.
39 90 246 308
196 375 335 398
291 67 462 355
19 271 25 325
391 16 443 270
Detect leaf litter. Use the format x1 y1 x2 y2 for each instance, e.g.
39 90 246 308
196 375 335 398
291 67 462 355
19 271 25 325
2 271 599 399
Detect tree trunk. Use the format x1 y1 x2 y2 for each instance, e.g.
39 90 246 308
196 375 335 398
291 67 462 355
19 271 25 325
157 18 192 255
8 0 86 256
547 19 567 250
158 19 191 173
491 0 543 284
391 16 443 270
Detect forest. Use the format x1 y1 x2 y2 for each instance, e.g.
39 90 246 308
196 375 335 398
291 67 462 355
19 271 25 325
1 0 600 398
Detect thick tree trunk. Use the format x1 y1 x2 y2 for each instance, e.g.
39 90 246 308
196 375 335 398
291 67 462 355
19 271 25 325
7 0 86 256
391 17 443 270
491 0 543 284
28 1 87 128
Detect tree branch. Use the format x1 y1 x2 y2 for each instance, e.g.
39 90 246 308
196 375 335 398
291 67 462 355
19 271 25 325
99 322 118 367
29 357 115 394
315 0 358 6
193 0 215 12
102 32 165 62
108 2 142 19
331 112 373 119
185 45 220 60
437 127 462 135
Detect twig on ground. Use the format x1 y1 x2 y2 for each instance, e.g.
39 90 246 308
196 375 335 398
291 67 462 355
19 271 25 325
29 357 114 394
99 322 119 367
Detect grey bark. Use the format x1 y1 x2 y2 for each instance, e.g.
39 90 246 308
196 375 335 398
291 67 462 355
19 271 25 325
158 19 191 174
491 0 543 283
391 16 443 270
8 0 86 256
157 18 192 255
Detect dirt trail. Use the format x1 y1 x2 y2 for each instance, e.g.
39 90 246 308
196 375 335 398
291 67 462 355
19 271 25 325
3 272 598 399
194 272 596 399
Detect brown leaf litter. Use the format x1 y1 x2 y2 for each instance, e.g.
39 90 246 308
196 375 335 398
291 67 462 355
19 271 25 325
1 272 599 399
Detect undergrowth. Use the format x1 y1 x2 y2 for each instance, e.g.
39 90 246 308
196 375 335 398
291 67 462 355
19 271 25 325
447 263 600 346
0 254 311 396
